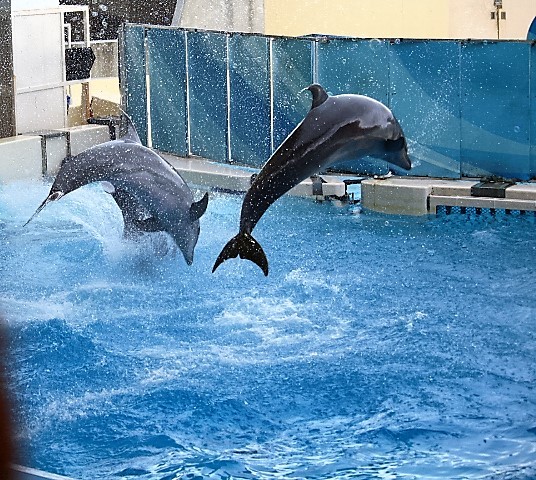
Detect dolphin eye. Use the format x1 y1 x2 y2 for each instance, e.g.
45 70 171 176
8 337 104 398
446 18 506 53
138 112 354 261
49 192 63 201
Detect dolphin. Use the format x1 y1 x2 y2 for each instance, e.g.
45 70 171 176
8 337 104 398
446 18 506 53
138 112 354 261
25 115 209 266
213 84 411 276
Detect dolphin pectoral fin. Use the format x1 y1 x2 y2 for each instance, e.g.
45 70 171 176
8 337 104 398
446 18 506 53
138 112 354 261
212 232 269 276
189 192 209 221
101 181 116 194
385 137 405 152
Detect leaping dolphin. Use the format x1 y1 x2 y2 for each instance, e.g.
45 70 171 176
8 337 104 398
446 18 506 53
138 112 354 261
25 115 209 266
212 84 411 276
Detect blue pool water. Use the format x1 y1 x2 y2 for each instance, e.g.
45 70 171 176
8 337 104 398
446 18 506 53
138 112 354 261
1 181 535 479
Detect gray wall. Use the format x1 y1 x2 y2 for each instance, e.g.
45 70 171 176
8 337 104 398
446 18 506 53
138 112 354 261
0 0 15 138
179 0 264 33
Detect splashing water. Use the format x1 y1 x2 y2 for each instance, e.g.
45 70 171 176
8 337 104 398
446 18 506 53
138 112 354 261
1 181 535 479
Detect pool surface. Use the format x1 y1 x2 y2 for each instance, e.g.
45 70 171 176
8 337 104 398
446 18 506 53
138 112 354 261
1 181 535 479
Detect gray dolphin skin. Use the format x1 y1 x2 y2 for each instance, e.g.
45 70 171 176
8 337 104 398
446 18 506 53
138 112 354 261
25 115 209 266
212 83 411 276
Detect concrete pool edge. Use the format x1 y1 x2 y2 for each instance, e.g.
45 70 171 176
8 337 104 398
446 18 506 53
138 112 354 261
11 464 74 480
2 126 536 214
361 177 536 215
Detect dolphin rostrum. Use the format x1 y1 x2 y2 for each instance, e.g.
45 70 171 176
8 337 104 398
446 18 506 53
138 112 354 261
25 115 209 266
213 84 411 276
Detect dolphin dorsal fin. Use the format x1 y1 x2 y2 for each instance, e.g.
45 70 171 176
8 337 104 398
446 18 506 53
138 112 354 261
189 192 209 221
307 84 329 109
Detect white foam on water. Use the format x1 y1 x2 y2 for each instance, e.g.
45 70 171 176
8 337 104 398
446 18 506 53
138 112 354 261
1 293 74 323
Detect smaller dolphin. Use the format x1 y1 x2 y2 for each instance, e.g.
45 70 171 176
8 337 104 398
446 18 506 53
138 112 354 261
213 84 411 276
26 116 208 266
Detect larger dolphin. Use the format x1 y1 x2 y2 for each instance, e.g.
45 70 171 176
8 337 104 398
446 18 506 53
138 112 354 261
213 84 411 276
25 116 208 266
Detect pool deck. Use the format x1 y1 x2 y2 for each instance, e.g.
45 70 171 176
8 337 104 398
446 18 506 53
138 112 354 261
1 126 536 215
361 177 536 215
12 464 74 480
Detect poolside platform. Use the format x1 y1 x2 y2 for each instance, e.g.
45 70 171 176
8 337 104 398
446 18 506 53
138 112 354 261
1 125 536 215
361 177 536 215
161 154 349 199
12 464 73 480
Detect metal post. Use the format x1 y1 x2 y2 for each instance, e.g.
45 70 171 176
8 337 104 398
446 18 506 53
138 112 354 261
494 0 503 39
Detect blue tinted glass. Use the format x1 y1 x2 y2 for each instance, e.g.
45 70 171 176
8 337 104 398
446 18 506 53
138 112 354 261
147 28 188 156
461 41 530 180
122 25 148 145
316 38 390 175
271 37 313 150
390 40 461 178
317 38 389 102
187 30 228 162
530 43 536 179
228 34 271 167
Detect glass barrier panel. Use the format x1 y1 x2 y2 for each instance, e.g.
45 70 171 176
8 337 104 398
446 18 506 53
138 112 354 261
530 43 536 179
122 25 148 145
460 41 531 180
147 28 188 156
316 37 390 175
228 34 271 167
187 30 228 162
389 40 461 178
271 37 313 151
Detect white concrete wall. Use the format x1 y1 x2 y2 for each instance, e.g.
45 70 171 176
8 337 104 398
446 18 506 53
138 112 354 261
11 0 58 11
0 135 42 183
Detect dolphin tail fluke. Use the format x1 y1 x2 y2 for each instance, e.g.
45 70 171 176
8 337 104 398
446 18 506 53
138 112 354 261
212 232 269 276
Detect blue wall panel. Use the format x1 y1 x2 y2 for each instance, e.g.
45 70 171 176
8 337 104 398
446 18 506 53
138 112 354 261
187 30 228 162
147 29 188 156
530 43 536 179
228 34 271 167
389 40 461 178
271 37 313 150
122 25 148 145
460 41 531 180
317 38 389 103
316 38 390 175
122 27 536 181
